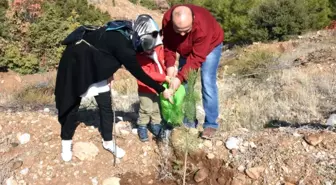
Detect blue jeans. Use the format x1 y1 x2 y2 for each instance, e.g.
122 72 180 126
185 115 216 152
179 43 222 129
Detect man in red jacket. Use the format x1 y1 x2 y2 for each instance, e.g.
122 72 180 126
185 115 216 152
162 4 224 139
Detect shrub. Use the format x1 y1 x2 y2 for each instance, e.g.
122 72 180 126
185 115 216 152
28 3 81 70
249 0 308 41
250 0 332 41
225 48 278 78
0 0 9 37
55 0 110 25
0 43 39 74
15 76 56 105
1 0 111 74
305 0 331 30
203 0 259 44
329 0 336 19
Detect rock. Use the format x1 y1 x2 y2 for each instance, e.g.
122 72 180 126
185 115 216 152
11 160 23 170
242 141 249 147
189 128 199 136
238 165 245 172
239 147 246 153
231 178 243 185
284 183 295 185
17 133 30 144
91 177 98 185
249 142 257 148
120 129 130 136
245 166 265 179
11 142 19 148
225 137 240 150
154 0 169 11
18 180 26 185
324 181 333 185
326 114 336 126
207 153 215 159
231 149 238 157
5 177 18 185
293 132 302 137
215 140 223 146
284 176 298 184
103 177 121 185
304 133 324 146
20 168 29 175
73 142 99 161
14 76 22 83
194 168 209 182
43 108 50 113
203 140 212 148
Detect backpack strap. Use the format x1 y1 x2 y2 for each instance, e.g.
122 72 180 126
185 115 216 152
105 20 133 40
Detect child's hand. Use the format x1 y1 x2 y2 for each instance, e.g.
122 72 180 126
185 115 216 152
165 76 172 83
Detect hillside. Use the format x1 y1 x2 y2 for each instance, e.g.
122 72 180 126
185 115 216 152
89 0 164 26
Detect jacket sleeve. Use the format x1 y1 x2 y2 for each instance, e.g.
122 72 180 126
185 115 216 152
143 65 166 83
176 29 211 82
107 32 165 93
162 13 176 68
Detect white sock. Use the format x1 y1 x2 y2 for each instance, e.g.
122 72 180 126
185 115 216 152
61 140 72 162
102 140 126 159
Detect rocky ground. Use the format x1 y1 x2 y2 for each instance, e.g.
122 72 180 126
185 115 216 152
0 107 335 185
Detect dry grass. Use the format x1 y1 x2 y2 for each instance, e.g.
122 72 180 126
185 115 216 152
217 59 336 131
14 75 55 106
224 48 280 78
111 68 138 95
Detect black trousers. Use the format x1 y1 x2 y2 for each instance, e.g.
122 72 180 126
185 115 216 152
59 91 113 141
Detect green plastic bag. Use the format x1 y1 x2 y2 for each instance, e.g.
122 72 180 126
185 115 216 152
160 82 186 126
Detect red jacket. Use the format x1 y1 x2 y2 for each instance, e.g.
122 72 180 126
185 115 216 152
136 45 166 94
162 4 224 82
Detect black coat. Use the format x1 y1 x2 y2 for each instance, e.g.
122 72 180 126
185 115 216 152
55 30 165 120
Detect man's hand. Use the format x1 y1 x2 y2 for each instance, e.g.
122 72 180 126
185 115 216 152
169 77 181 91
166 66 176 77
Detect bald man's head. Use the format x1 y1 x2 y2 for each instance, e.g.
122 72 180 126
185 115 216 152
172 6 193 36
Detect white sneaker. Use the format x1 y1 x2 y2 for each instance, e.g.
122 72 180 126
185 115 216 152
102 140 126 158
61 140 72 162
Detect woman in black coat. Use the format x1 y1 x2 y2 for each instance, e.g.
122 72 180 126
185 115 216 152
54 20 173 162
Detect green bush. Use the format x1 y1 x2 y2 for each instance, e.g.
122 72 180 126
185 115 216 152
0 0 8 38
305 0 331 30
28 3 81 70
166 0 332 42
1 0 111 74
0 43 39 74
249 0 331 41
329 0 336 19
203 0 259 44
55 0 110 25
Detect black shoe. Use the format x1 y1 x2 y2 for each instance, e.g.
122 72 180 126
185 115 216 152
138 126 149 142
149 124 162 138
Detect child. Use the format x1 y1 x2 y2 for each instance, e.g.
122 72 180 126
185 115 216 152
133 14 171 142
